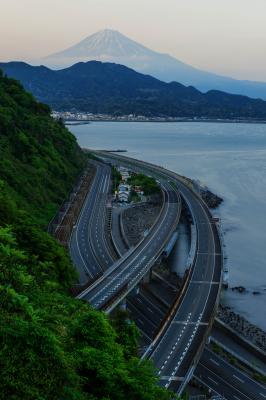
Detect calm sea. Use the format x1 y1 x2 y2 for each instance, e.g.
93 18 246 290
69 122 266 331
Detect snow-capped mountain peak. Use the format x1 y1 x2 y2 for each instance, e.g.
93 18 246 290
40 29 266 99
45 29 155 62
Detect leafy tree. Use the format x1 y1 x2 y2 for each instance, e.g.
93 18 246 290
127 173 160 195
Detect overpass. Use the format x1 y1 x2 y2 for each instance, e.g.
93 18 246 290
91 152 222 395
93 153 265 399
69 151 222 395
76 178 181 312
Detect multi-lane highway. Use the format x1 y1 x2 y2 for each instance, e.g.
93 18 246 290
195 348 266 400
89 153 222 395
70 161 114 284
77 180 181 311
69 152 223 396
66 151 266 399
149 178 222 393
75 153 265 399
126 281 266 399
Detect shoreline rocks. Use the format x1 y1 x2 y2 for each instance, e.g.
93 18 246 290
200 188 223 208
232 286 247 293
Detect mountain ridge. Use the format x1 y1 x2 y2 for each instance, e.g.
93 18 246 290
2 60 266 120
39 29 266 100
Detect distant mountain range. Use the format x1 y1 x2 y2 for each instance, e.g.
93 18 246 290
2 60 266 119
40 29 266 100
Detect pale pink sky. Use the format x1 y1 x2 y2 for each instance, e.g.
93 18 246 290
1 0 266 81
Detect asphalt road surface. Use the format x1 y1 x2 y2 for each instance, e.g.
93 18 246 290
94 153 222 394
70 161 114 284
195 348 266 400
77 179 181 310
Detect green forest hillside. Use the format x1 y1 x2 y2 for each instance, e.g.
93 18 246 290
0 70 86 224
0 71 175 399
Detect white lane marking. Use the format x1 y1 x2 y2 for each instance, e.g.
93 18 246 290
210 358 220 366
234 396 241 400
233 374 245 384
260 393 266 398
150 188 217 373
199 362 252 400
78 179 175 303
87 184 172 304
208 376 218 385
102 174 108 193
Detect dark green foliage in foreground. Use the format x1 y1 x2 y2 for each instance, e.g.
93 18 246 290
128 173 160 195
0 72 176 399
0 206 175 400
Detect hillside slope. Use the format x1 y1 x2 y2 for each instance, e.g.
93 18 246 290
0 69 86 224
0 71 174 400
2 61 266 119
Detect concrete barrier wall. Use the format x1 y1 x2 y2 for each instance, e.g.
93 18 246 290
214 318 266 364
210 336 266 377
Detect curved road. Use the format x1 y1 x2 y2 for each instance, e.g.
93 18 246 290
92 152 222 395
70 161 114 284
81 153 263 399
69 153 264 398
149 177 222 393
77 180 181 311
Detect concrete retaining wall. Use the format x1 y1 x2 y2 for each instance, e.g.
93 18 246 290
214 318 266 364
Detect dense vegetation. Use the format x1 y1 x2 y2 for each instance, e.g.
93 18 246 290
2 61 266 119
111 166 122 192
128 173 160 195
0 71 176 399
0 70 86 224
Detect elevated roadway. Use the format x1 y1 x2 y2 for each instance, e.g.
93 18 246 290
91 152 222 395
77 179 181 311
68 152 263 398
149 175 222 393
126 287 266 399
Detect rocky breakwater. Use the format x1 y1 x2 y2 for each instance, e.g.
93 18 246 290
192 180 223 209
200 188 223 209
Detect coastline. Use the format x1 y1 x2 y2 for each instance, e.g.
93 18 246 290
69 122 266 331
53 112 266 125
65 118 266 124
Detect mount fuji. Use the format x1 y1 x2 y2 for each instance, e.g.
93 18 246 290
40 29 266 100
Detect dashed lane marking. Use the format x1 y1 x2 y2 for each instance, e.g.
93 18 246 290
160 376 185 381
233 374 245 384
172 321 208 325
208 376 218 385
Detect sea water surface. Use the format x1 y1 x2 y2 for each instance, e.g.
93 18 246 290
69 122 266 331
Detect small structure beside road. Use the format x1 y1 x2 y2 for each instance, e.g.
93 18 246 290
117 183 131 202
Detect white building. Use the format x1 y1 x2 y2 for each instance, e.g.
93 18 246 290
117 166 130 182
118 183 131 202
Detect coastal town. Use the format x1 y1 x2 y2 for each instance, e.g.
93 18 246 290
52 111 265 124
52 110 191 122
